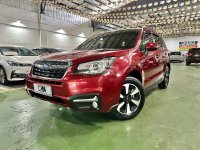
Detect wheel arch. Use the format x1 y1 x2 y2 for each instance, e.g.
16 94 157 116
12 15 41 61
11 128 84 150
166 62 171 73
127 70 142 84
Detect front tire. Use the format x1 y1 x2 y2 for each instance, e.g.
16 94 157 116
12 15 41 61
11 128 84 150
158 66 170 89
0 67 9 85
110 77 145 120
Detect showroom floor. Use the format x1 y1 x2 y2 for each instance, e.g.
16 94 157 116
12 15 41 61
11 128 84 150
0 63 200 150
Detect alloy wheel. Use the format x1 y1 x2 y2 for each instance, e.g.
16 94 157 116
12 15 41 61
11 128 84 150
164 68 170 87
117 83 141 115
0 68 6 84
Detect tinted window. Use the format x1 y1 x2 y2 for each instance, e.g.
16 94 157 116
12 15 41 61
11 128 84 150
189 48 200 53
152 34 162 48
75 30 139 50
141 33 154 46
0 47 37 56
170 52 181 55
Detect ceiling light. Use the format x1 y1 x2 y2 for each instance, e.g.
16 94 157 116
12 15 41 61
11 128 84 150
174 4 178 7
11 20 26 27
185 1 191 5
142 4 147 8
148 3 153 6
192 0 198 3
154 2 159 6
160 1 165 4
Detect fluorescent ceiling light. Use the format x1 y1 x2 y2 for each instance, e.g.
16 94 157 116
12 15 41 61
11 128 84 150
11 20 26 27
56 29 66 34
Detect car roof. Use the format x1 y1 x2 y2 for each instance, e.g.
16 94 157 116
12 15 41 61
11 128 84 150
32 47 64 50
0 45 23 48
98 28 142 34
98 28 157 36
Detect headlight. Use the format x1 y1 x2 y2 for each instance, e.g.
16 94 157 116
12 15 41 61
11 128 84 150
6 60 22 66
75 57 115 75
6 60 31 67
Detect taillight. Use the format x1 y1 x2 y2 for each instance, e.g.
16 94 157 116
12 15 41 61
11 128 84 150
187 52 192 57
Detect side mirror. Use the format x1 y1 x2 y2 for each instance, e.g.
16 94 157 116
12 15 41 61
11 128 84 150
145 42 158 51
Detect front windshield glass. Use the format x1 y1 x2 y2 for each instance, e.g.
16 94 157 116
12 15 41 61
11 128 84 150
75 30 140 51
32 48 63 55
0 47 37 56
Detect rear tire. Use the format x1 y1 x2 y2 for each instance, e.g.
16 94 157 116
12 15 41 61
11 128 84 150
158 66 170 89
110 77 145 120
186 61 190 66
0 67 9 85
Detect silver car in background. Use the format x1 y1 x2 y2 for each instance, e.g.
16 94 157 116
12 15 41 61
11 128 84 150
0 46 39 85
170 51 185 62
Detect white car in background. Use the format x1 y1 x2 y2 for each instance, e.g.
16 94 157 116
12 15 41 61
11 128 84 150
170 51 185 62
0 46 39 85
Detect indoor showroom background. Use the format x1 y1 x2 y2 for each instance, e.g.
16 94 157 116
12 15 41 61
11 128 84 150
0 1 199 51
1 0 200 150
0 1 91 50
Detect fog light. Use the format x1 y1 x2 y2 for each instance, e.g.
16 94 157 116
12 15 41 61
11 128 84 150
92 101 98 109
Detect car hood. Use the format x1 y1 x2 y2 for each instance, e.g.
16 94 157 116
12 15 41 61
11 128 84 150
6 56 39 64
40 49 130 65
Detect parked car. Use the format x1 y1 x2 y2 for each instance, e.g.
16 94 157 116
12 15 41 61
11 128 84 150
170 51 184 62
25 28 170 120
32 47 65 56
0 46 38 85
186 48 200 66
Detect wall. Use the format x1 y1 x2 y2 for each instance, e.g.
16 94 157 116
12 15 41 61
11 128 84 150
164 36 200 53
0 3 92 50
0 24 40 48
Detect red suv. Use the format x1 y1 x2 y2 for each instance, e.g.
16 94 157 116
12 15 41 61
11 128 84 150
25 28 170 120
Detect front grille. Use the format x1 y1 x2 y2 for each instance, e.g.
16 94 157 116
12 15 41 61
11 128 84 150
32 60 71 79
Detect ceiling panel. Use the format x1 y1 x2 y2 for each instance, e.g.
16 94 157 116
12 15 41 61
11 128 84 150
38 0 200 37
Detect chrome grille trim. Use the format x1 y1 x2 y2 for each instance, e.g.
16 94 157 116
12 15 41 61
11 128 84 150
32 60 72 79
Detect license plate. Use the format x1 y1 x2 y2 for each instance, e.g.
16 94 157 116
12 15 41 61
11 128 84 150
33 83 52 97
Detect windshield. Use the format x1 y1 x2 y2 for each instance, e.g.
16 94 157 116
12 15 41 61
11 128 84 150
0 47 37 56
32 48 63 55
75 30 140 51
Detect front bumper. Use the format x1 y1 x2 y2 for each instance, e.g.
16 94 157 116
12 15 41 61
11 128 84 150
170 57 184 61
25 72 123 112
5 65 31 81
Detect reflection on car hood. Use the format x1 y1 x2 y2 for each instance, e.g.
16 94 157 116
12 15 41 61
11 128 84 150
39 49 130 65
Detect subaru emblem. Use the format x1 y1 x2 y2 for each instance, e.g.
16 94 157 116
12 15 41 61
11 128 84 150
43 64 49 69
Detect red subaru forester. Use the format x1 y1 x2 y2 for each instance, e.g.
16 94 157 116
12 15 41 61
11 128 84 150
25 28 170 120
